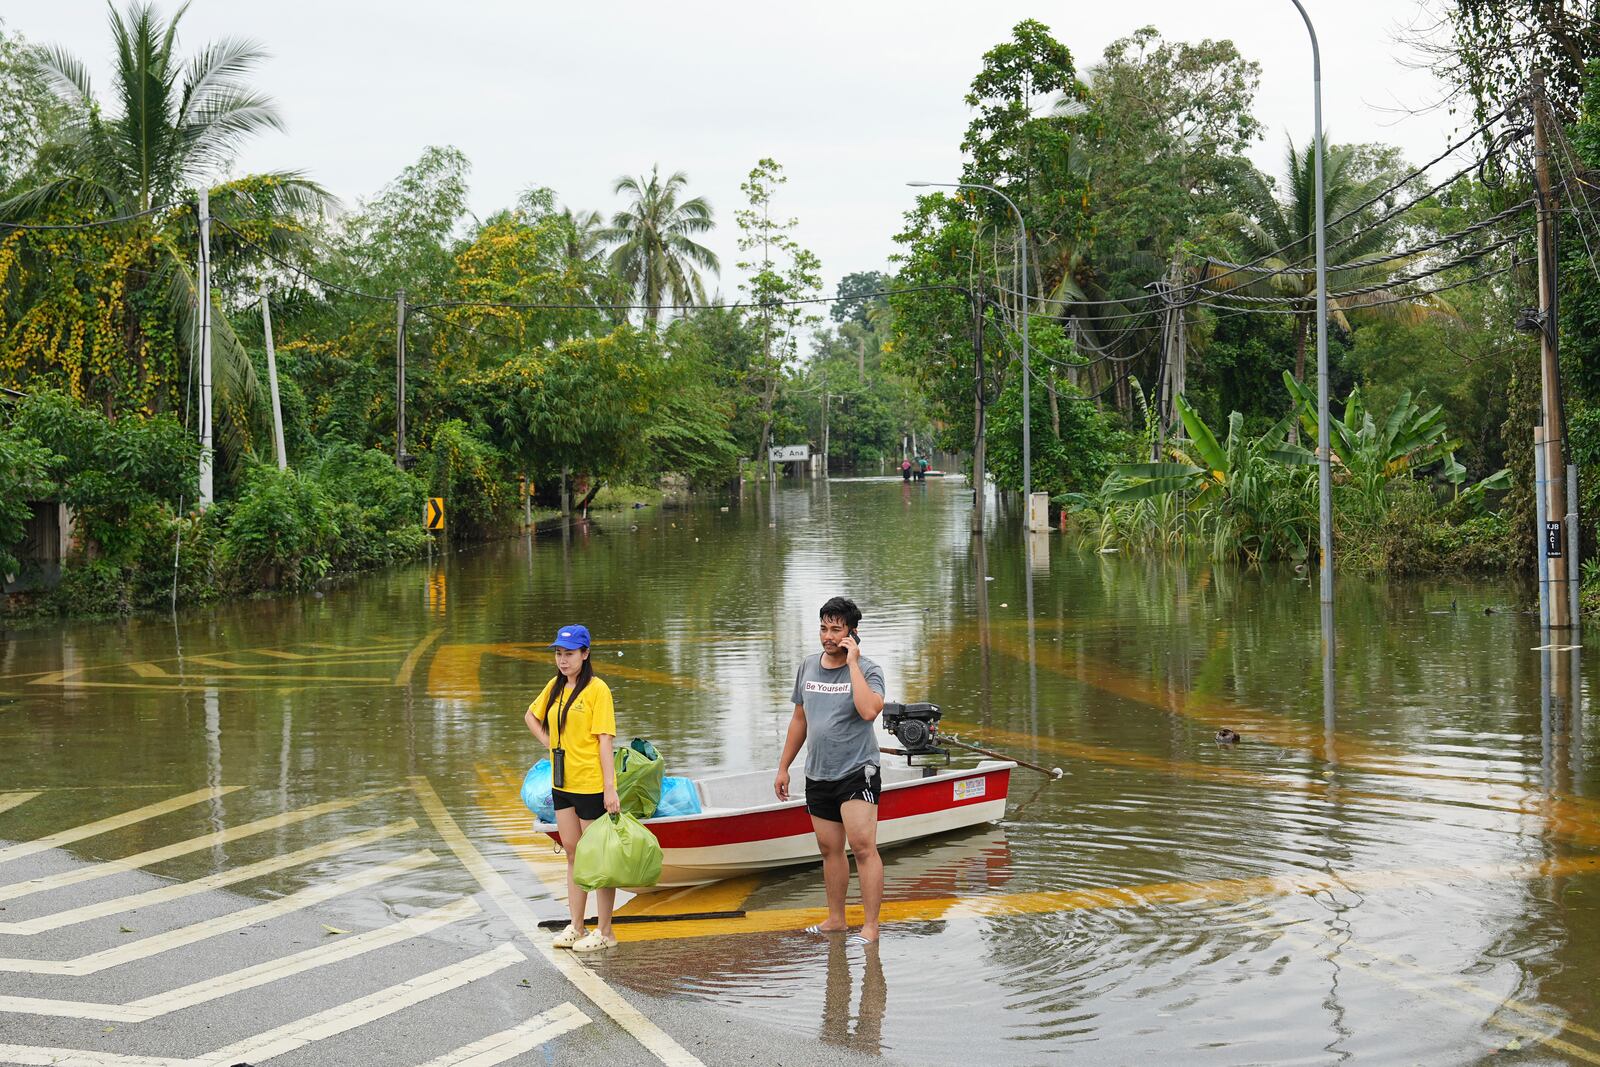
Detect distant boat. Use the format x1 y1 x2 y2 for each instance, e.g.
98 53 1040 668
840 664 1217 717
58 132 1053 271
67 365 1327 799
535 760 1013 888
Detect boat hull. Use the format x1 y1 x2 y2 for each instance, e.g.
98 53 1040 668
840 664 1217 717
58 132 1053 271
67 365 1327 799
537 761 1013 888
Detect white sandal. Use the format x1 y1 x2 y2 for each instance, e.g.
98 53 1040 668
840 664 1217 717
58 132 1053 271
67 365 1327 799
571 930 619 953
551 924 583 949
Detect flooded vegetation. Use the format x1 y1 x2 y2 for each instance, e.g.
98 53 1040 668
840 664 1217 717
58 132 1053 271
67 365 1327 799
3 478 1596 1063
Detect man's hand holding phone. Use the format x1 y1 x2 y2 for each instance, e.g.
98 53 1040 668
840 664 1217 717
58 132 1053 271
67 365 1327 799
841 631 860 664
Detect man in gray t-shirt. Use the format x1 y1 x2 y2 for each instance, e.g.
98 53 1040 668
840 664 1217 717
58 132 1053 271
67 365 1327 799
775 596 888 946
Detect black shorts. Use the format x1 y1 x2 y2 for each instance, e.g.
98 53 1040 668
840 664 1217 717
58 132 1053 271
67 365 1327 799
805 765 879 823
552 788 606 821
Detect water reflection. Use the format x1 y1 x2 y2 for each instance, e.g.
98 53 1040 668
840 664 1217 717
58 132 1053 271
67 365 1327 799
820 939 886 1053
3 477 1599 1064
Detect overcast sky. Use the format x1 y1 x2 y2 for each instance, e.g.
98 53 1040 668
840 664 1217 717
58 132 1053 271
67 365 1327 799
11 1 1463 302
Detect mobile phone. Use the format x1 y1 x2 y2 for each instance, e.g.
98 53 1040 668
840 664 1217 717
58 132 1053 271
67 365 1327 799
850 630 861 647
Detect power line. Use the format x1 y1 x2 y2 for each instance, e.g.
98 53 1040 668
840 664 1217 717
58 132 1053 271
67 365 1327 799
1166 105 1516 300
1187 261 1518 316
1201 197 1534 277
0 203 168 231
211 216 394 304
1194 231 1526 305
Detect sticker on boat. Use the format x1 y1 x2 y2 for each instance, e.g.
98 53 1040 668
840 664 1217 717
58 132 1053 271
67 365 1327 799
953 777 986 801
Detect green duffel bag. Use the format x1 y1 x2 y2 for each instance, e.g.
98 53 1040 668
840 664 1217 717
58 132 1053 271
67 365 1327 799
614 738 664 818
573 812 663 890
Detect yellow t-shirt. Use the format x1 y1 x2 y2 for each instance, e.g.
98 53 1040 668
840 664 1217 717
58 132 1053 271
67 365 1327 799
528 676 617 795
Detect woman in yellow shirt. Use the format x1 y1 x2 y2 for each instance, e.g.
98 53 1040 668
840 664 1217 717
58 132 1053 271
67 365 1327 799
524 624 620 952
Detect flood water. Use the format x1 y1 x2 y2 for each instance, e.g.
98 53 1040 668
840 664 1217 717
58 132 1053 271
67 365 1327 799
3 475 1599 1064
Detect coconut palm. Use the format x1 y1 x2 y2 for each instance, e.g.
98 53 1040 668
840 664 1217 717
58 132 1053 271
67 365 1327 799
1217 139 1406 384
0 1 330 461
602 167 719 325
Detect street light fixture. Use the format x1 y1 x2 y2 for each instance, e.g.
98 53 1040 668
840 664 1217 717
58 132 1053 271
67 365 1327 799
908 180 1032 537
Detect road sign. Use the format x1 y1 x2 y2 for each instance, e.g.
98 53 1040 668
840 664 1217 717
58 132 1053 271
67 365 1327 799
1546 520 1563 558
768 445 810 462
425 497 445 531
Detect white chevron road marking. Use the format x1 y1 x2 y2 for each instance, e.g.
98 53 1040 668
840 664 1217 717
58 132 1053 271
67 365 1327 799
0 819 417 935
409 776 706 1067
0 897 483 1021
415 1002 591 1066
0 789 243 868
0 945 552 1067
0 788 404 904
0 850 437 975
201 943 527 1066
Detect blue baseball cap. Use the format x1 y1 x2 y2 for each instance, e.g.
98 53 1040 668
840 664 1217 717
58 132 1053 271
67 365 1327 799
548 624 591 650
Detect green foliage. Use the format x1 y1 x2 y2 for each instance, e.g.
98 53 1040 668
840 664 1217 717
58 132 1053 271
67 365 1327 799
603 167 719 325
984 335 1128 498
9 388 195 561
213 466 333 590
735 158 822 462
424 418 513 539
1085 27 1261 274
0 416 56 575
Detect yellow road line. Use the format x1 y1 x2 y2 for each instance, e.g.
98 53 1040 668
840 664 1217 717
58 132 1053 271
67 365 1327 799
608 854 1600 943
0 851 437 976
0 819 417 934
616 876 761 917
1264 922 1600 1064
394 627 446 686
471 764 568 897
944 718 1600 849
0 793 39 817
0 787 405 903
409 776 705 1067
1278 919 1600 1046
0 787 243 867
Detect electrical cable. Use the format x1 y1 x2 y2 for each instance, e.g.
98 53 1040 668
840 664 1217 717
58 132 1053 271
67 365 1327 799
1201 197 1534 277
1193 231 1525 305
1186 261 1517 316
0 203 168 231
211 216 394 304
1165 106 1515 299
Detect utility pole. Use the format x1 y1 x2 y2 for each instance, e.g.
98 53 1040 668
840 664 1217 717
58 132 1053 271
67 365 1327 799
197 187 213 507
1532 73 1573 628
971 288 987 535
395 289 407 469
260 285 287 470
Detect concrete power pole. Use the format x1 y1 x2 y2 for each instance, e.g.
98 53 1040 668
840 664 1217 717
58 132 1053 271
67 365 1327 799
260 286 287 470
197 187 213 507
1532 75 1573 628
395 290 407 469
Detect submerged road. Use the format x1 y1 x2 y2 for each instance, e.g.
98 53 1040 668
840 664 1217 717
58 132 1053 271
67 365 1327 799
0 782 902 1066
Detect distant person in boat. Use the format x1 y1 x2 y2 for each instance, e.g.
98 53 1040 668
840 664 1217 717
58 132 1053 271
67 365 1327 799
775 596 888 946
524 623 621 953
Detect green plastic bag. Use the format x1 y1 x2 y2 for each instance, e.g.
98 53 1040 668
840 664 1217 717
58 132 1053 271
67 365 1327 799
573 812 663 890
614 738 663 818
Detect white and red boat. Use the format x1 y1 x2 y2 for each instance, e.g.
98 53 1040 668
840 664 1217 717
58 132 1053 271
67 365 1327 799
535 760 1014 888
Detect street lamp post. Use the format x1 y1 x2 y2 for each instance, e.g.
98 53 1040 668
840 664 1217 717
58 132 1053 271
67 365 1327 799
908 180 1030 535
1288 0 1334 606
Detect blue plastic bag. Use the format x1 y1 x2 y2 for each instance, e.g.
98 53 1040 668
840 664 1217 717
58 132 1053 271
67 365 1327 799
521 759 555 824
653 776 702 818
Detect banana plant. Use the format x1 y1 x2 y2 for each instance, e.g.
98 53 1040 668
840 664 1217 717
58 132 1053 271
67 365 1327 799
1102 393 1314 501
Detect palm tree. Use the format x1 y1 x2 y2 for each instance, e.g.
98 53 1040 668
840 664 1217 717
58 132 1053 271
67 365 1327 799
1217 139 1408 384
602 167 719 325
1 1 330 459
